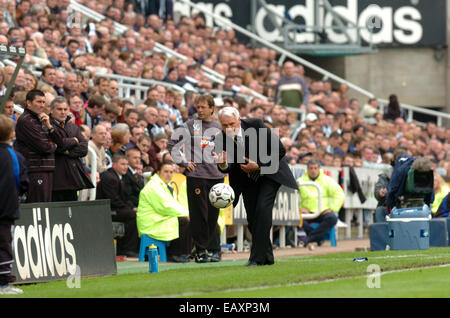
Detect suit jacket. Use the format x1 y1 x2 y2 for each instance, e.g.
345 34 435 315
96 168 135 216
51 116 94 191
217 118 297 205
123 167 145 208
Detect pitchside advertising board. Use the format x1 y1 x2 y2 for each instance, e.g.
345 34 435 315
174 0 446 47
12 200 117 284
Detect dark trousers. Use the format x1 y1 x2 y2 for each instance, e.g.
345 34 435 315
242 177 281 265
186 177 224 251
167 217 193 256
113 210 140 254
0 224 15 286
52 190 78 202
27 172 53 203
302 212 338 244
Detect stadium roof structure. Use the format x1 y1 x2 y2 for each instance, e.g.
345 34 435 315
0 44 26 113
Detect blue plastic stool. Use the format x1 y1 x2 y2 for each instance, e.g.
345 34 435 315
310 222 337 247
138 234 169 262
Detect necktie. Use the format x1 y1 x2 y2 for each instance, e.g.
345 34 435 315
234 136 260 182
134 173 139 182
60 122 65 129
167 184 174 196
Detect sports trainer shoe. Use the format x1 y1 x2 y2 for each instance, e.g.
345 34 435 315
0 284 23 295
194 250 210 263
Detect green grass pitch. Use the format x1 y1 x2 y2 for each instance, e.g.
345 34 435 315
3 247 449 298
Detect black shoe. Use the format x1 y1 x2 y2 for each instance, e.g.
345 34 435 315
208 251 222 262
195 250 210 263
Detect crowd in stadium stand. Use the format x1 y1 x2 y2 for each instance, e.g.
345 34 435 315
1 0 449 253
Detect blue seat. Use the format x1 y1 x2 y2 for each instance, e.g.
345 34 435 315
138 234 169 262
310 222 337 247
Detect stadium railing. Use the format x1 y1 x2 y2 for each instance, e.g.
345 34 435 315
68 0 269 102
177 0 450 126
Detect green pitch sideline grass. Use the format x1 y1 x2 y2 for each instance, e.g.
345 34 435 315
3 247 450 298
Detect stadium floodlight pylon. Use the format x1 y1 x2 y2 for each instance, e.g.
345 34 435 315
0 44 26 113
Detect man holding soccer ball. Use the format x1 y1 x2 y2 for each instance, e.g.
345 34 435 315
214 107 298 266
168 95 225 263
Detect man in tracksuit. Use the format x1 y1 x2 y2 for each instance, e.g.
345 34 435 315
168 95 225 263
0 115 29 295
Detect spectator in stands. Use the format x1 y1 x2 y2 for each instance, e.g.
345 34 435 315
1 95 15 121
148 132 168 171
37 65 56 89
136 160 192 264
49 96 94 201
108 129 127 157
274 61 310 109
125 125 145 150
123 147 145 209
84 94 106 129
142 105 157 134
297 158 345 250
14 89 61 203
96 153 140 258
151 107 171 137
0 114 28 295
102 101 120 124
136 134 153 172
85 124 108 174
67 94 85 126
360 98 380 120
124 108 139 129
383 94 405 122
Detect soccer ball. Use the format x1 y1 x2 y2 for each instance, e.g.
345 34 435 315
209 183 235 209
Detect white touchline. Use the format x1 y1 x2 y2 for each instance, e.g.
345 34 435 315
156 263 450 298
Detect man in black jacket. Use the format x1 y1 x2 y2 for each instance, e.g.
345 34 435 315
0 115 28 294
49 96 94 202
96 154 140 257
214 107 298 266
14 90 61 203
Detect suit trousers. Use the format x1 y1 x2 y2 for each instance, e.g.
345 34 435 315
186 177 224 251
27 172 53 203
112 209 140 254
52 190 78 202
167 217 193 256
0 224 15 286
242 176 281 265
302 212 338 244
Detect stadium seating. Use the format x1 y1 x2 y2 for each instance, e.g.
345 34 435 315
138 234 169 262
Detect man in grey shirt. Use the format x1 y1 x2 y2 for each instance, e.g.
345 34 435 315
168 94 225 263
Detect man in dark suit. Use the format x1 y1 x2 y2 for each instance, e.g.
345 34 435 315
214 107 298 266
96 154 140 257
123 147 145 208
